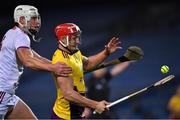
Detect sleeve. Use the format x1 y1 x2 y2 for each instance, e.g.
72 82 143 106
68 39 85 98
14 34 30 50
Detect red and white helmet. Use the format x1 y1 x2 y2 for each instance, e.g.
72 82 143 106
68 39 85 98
55 23 81 49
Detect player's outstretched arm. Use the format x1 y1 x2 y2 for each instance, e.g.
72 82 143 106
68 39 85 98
83 37 121 71
17 48 72 76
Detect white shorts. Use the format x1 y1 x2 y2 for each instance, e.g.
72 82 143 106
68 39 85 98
0 91 19 118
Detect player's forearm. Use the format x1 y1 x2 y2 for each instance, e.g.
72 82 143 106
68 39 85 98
84 49 109 70
37 56 51 64
32 50 51 64
64 90 98 109
17 48 54 71
23 56 54 71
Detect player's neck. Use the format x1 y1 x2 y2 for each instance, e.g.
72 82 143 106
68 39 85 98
58 44 71 54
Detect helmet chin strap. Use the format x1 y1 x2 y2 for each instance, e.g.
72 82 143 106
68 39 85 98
26 29 42 42
28 28 41 42
59 36 69 47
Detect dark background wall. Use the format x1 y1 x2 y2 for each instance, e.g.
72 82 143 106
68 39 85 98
1 0 180 119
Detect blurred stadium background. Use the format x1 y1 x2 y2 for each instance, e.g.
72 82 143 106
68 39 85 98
1 0 180 119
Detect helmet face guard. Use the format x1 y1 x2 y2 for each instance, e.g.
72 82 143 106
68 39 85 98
55 23 81 51
14 5 41 42
28 15 41 33
68 33 81 51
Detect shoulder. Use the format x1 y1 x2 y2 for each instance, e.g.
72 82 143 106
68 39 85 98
77 50 83 56
4 27 30 43
15 28 29 40
52 49 67 63
53 49 68 59
76 50 85 60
